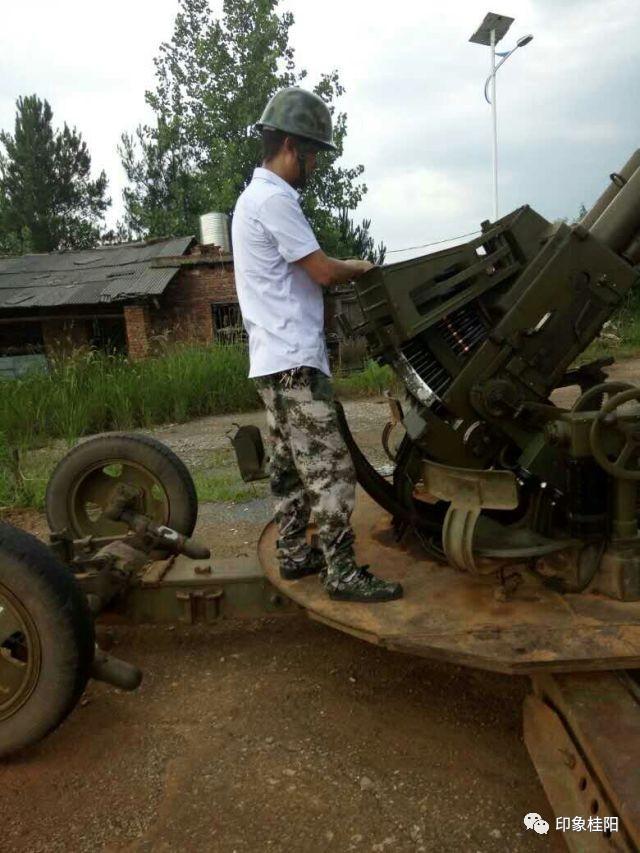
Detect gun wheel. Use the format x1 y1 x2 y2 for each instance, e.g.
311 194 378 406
45 433 198 540
0 523 94 758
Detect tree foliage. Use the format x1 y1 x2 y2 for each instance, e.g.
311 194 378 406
121 0 384 260
338 211 386 265
0 95 110 254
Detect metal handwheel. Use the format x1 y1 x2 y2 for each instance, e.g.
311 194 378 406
571 380 637 413
590 387 640 480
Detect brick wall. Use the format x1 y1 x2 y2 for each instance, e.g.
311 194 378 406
197 265 238 304
148 261 347 352
124 304 152 361
152 264 237 345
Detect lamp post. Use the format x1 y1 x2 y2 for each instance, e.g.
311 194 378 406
469 13 533 221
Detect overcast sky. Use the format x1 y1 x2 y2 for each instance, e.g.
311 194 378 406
1 0 638 260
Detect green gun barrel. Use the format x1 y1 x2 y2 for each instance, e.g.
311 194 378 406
581 149 640 230
590 164 640 256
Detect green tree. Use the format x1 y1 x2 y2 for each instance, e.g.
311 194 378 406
309 207 386 265
0 189 28 255
121 0 384 259
99 220 133 246
339 212 386 265
0 95 110 254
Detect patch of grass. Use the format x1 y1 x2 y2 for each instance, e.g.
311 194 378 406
334 360 397 399
0 344 260 509
579 313 640 363
0 437 60 510
191 448 269 504
193 469 269 504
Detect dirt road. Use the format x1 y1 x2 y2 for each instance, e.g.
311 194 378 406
3 619 565 853
5 362 639 852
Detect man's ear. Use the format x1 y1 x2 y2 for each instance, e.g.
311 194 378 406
283 136 297 156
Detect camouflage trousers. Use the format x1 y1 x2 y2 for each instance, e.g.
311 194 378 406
254 367 357 578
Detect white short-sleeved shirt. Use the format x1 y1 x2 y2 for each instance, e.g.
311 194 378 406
231 167 330 378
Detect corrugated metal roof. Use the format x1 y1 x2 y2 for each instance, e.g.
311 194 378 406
0 236 195 310
99 267 178 302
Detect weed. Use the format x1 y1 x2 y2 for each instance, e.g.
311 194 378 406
334 360 397 398
193 469 269 504
0 344 260 448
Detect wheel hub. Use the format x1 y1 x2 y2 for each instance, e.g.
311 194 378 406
0 583 41 721
67 459 170 538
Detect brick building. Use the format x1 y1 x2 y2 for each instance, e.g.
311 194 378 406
0 236 241 366
0 235 365 375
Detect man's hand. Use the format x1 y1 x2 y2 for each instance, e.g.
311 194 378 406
343 259 375 278
296 250 376 287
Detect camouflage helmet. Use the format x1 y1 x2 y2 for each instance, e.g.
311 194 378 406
256 87 337 152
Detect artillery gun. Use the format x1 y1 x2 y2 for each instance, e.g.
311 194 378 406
2 153 640 850
340 149 640 601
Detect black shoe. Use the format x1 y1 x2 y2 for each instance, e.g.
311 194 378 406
326 564 403 603
279 546 326 580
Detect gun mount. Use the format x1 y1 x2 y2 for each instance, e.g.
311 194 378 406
343 150 640 600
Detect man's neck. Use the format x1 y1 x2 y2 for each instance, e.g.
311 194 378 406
262 159 294 187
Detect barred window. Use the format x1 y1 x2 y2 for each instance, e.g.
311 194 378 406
212 303 246 344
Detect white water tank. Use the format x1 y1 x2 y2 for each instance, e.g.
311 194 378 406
199 212 231 252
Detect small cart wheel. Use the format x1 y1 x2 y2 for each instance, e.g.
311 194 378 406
0 522 94 758
45 433 198 539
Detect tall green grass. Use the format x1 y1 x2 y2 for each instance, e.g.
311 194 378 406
0 344 260 449
0 345 260 507
0 433 53 509
334 360 397 398
0 345 396 509
0 346 398 450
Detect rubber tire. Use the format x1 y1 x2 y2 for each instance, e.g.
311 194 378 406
45 433 198 538
0 522 95 758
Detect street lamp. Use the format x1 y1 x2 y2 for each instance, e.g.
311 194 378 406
469 13 533 220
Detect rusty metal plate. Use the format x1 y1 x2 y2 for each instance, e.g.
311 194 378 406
525 672 640 851
258 490 640 674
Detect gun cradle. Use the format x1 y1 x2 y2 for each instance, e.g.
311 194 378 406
346 150 640 600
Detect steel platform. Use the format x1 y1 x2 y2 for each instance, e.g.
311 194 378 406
258 490 640 674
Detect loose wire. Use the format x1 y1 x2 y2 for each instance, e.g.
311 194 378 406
385 229 482 255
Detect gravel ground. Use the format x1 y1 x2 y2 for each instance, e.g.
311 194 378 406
3 619 565 853
5 363 640 852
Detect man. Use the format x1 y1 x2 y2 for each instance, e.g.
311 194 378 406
232 86 402 604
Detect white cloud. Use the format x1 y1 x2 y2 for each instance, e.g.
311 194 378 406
358 167 480 255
